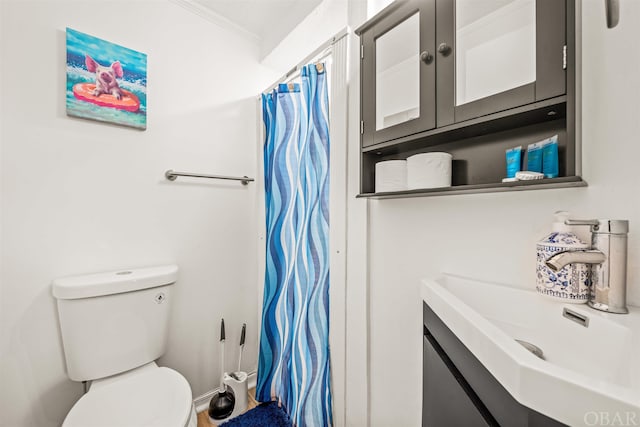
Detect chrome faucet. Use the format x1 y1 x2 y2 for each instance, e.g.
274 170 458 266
545 219 629 314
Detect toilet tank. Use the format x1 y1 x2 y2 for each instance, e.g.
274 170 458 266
52 265 178 382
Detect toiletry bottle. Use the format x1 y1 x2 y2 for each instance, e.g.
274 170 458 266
536 211 590 302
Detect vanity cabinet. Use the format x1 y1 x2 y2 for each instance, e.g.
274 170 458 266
423 334 494 426
356 0 583 197
423 303 566 427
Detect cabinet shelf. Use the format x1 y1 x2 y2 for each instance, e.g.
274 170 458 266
357 176 586 199
362 95 566 155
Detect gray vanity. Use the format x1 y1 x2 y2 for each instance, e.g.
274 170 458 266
421 274 640 426
423 302 566 426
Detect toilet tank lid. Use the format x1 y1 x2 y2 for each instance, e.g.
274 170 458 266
52 265 178 300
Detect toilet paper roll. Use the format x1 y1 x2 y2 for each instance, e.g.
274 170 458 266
375 160 407 193
407 152 452 189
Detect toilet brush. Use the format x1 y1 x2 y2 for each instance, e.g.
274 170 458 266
230 323 246 380
237 323 246 373
208 319 235 422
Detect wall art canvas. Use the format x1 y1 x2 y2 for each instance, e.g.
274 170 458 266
66 28 147 130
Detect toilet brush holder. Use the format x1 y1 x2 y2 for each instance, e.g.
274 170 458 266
223 372 248 420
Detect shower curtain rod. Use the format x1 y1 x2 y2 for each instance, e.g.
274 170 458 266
275 51 332 89
261 28 348 95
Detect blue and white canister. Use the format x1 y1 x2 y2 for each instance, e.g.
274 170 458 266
536 216 590 303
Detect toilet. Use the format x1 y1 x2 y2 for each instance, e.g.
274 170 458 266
52 265 197 427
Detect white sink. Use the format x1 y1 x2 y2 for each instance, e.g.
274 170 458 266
421 274 640 427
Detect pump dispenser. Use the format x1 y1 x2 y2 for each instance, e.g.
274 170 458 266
536 212 590 302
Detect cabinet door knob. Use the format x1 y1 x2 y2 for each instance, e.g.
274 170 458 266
420 51 433 64
437 43 452 56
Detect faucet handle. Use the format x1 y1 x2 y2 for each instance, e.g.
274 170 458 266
564 219 600 233
565 219 599 227
566 219 629 234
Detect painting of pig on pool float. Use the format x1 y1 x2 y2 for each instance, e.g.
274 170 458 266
66 28 147 130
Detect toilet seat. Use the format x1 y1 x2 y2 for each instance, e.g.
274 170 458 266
63 365 193 427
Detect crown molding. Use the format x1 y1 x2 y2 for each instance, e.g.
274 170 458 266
169 0 260 43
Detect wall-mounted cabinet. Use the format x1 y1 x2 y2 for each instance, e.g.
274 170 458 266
356 0 584 198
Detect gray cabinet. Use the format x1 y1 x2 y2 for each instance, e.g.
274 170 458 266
423 303 567 427
356 0 582 197
436 0 567 126
361 0 436 147
423 335 494 426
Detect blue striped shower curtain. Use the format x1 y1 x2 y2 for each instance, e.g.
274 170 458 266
257 63 332 427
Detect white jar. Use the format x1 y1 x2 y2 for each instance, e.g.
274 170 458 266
536 212 590 303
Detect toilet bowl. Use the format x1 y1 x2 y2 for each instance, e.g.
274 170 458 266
52 265 196 427
62 363 197 427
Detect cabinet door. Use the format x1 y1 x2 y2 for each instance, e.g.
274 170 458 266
436 0 566 126
423 334 495 427
361 0 436 147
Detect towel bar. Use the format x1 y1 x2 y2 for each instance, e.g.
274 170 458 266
165 170 254 185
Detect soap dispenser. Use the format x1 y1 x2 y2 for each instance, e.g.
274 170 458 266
536 211 590 302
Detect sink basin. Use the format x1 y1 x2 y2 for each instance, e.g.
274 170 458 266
421 274 640 426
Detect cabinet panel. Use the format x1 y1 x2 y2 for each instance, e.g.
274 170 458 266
456 0 537 107
423 334 494 427
375 13 421 130
437 0 566 125
435 0 455 126
361 0 436 147
535 0 567 100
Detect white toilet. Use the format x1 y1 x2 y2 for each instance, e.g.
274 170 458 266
52 265 197 427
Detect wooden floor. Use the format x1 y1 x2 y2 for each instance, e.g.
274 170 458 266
197 388 259 427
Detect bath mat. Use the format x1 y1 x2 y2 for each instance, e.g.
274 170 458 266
221 401 292 427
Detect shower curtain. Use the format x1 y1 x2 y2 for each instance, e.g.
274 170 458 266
257 63 332 427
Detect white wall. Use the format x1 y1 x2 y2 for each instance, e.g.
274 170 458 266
0 1 276 426
260 0 349 72
367 0 394 18
366 1 640 425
